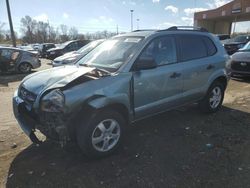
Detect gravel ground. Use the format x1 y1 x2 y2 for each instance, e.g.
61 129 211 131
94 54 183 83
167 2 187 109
0 59 250 188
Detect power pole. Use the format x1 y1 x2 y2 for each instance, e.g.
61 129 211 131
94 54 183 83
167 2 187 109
6 0 16 47
130 10 134 31
116 24 119 35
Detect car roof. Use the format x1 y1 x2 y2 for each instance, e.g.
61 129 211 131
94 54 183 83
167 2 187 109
43 43 55 45
0 46 37 53
115 30 157 38
114 28 212 40
0 46 22 51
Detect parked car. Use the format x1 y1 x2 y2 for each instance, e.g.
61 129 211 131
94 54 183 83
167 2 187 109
223 35 250 55
31 43 40 51
13 27 229 158
216 34 230 41
46 40 90 60
0 47 41 73
18 45 40 56
39 43 56 58
52 39 104 67
227 41 250 77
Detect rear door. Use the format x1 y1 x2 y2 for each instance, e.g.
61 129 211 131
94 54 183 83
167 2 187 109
0 49 20 71
176 34 218 102
65 42 78 52
133 35 184 119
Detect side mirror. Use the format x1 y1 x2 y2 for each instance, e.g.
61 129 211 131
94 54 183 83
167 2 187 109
135 57 157 71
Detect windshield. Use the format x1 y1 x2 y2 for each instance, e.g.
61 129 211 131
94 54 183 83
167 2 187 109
77 40 103 55
232 35 248 43
77 36 143 72
240 41 250 50
59 41 72 48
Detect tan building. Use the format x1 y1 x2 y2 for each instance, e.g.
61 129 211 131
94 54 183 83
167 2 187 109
194 0 250 34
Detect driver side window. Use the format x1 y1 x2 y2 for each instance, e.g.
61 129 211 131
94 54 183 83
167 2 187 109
66 42 78 51
139 36 177 66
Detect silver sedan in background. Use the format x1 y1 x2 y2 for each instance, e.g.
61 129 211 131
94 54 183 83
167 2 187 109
228 41 250 77
52 39 104 67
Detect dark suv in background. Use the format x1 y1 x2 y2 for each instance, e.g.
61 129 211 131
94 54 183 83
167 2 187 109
39 43 56 58
47 40 90 60
223 35 250 55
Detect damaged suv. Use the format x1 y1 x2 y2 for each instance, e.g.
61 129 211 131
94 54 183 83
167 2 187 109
13 27 229 158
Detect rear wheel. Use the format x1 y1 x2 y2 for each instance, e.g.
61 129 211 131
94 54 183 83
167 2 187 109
199 81 225 113
76 109 125 158
18 63 32 73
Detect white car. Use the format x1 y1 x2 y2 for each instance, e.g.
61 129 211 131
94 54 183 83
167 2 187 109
228 41 250 77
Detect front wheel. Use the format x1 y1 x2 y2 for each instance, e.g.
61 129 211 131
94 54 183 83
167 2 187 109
18 63 32 73
199 81 225 113
77 109 125 158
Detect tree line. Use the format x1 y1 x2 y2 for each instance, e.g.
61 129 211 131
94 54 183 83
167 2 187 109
0 15 119 45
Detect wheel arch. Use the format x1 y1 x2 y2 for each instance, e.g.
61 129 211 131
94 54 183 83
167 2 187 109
18 61 33 69
210 75 228 89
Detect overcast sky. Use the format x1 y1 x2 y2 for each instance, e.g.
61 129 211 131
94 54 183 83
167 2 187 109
1 0 249 35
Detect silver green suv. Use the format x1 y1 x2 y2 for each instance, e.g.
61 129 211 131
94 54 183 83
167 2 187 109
13 27 229 158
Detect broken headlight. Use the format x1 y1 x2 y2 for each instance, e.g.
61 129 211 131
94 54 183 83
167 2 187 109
41 89 65 112
63 57 77 64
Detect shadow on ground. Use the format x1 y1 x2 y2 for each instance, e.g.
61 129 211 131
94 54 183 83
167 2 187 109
231 76 250 83
6 105 250 188
0 71 36 87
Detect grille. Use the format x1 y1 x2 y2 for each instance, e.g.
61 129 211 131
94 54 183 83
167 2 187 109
19 86 37 107
53 60 60 64
231 61 250 72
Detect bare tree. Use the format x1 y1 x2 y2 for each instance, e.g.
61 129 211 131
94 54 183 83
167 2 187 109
20 15 37 43
35 21 50 43
0 22 6 42
59 24 69 42
48 25 57 43
69 27 78 40
18 15 118 44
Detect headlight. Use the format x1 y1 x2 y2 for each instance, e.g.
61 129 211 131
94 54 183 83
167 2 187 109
237 44 244 49
40 89 65 112
50 51 56 55
225 58 232 69
63 58 77 64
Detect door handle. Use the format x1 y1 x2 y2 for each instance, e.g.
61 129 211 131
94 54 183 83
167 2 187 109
170 72 181 78
207 64 215 70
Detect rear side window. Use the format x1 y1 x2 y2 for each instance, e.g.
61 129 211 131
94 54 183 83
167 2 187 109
179 35 207 61
203 37 217 56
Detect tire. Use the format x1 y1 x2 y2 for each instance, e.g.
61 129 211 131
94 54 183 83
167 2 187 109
76 109 125 158
199 81 225 113
18 63 32 73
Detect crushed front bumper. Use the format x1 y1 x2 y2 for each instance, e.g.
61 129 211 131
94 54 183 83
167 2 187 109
228 69 250 77
13 91 72 145
12 91 41 143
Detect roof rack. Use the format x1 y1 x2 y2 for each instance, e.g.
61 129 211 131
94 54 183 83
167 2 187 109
159 26 208 32
132 29 157 32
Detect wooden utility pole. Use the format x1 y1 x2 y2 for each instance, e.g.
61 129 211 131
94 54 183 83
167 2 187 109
6 0 16 47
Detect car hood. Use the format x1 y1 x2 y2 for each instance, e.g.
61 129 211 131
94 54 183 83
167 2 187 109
224 42 244 46
47 47 63 52
232 51 250 62
54 51 80 61
21 66 95 95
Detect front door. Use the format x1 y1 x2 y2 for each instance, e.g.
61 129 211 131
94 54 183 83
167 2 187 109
133 36 183 120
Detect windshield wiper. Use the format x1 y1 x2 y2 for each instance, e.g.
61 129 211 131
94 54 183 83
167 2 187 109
95 67 111 76
79 64 111 76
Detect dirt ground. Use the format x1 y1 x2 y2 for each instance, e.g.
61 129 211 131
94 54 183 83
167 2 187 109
0 59 250 188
